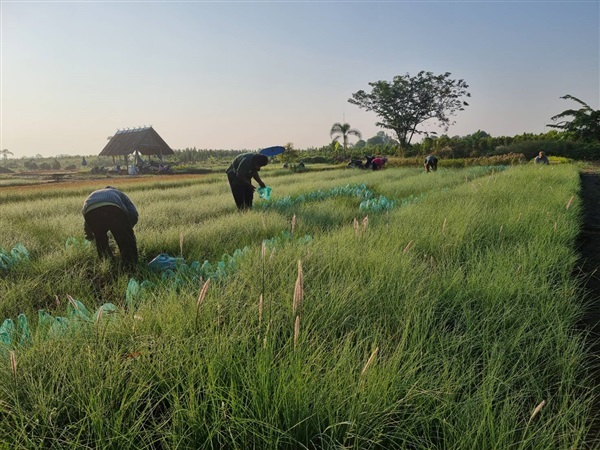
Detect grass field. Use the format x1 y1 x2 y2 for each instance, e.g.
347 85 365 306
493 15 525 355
0 164 597 449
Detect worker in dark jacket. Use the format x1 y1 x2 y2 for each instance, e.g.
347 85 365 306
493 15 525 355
226 153 269 210
424 155 438 173
82 186 139 268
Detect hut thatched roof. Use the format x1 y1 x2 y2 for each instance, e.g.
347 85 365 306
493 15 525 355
100 126 174 157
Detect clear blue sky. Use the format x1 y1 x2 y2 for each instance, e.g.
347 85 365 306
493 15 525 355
1 1 598 158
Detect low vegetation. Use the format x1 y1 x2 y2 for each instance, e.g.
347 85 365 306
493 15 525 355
0 164 597 448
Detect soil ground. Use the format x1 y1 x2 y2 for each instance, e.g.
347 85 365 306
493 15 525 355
576 165 600 442
0 173 210 193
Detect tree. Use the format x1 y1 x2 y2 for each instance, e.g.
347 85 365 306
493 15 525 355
366 131 396 146
24 160 38 170
330 122 362 156
1 149 13 163
280 142 299 163
348 71 470 148
547 95 600 142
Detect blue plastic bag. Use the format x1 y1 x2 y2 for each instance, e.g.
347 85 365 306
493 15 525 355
148 254 183 272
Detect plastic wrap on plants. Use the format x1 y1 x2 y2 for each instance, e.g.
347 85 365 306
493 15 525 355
257 186 272 200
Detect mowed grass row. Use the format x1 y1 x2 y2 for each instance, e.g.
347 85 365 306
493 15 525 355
0 164 596 449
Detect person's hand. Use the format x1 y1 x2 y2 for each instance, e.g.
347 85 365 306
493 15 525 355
259 183 266 189
250 185 256 192
84 232 95 242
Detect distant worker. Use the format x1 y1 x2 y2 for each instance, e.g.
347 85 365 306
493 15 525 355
82 186 139 269
534 151 549 165
372 157 387 170
226 153 269 210
424 155 438 172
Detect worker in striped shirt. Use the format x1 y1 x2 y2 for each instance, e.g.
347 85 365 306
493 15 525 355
82 186 139 269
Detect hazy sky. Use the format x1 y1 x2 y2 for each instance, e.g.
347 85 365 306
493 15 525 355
1 1 598 158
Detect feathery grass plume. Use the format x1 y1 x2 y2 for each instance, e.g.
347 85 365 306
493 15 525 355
95 307 103 325
294 315 300 349
528 400 546 423
55 295 61 307
269 248 276 262
261 215 266 230
263 319 271 348
259 294 264 326
517 212 522 222
261 240 267 260
499 225 503 236
554 222 558 232
362 215 369 233
67 294 78 310
566 195 574 210
95 305 105 344
353 217 359 238
442 218 447 234
403 240 413 254
198 279 211 308
195 278 211 331
291 214 297 235
9 351 16 379
179 231 184 257
361 346 379 376
293 260 304 316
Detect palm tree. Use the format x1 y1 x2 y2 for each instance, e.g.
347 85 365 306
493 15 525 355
547 95 600 142
330 122 362 158
1 149 13 163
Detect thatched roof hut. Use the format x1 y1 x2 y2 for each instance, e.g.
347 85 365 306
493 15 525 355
100 126 174 159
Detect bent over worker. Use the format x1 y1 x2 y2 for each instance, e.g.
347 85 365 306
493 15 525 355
82 186 139 269
226 153 269 210
424 155 438 173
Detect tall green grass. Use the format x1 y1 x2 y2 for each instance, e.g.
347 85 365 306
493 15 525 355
0 164 596 448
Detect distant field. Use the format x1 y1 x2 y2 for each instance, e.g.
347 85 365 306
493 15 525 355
0 164 596 449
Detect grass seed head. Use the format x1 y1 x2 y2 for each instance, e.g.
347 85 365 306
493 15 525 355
529 400 546 423
197 278 211 309
9 351 16 378
293 260 304 316
566 195 574 210
294 315 300 349
67 295 78 309
361 346 379 376
96 307 103 324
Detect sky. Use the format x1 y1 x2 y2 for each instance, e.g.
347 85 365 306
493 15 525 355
1 0 598 158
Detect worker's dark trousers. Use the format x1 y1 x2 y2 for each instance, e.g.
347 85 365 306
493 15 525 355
84 205 138 268
228 174 254 210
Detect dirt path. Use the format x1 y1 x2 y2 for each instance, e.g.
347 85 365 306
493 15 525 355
576 166 600 442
